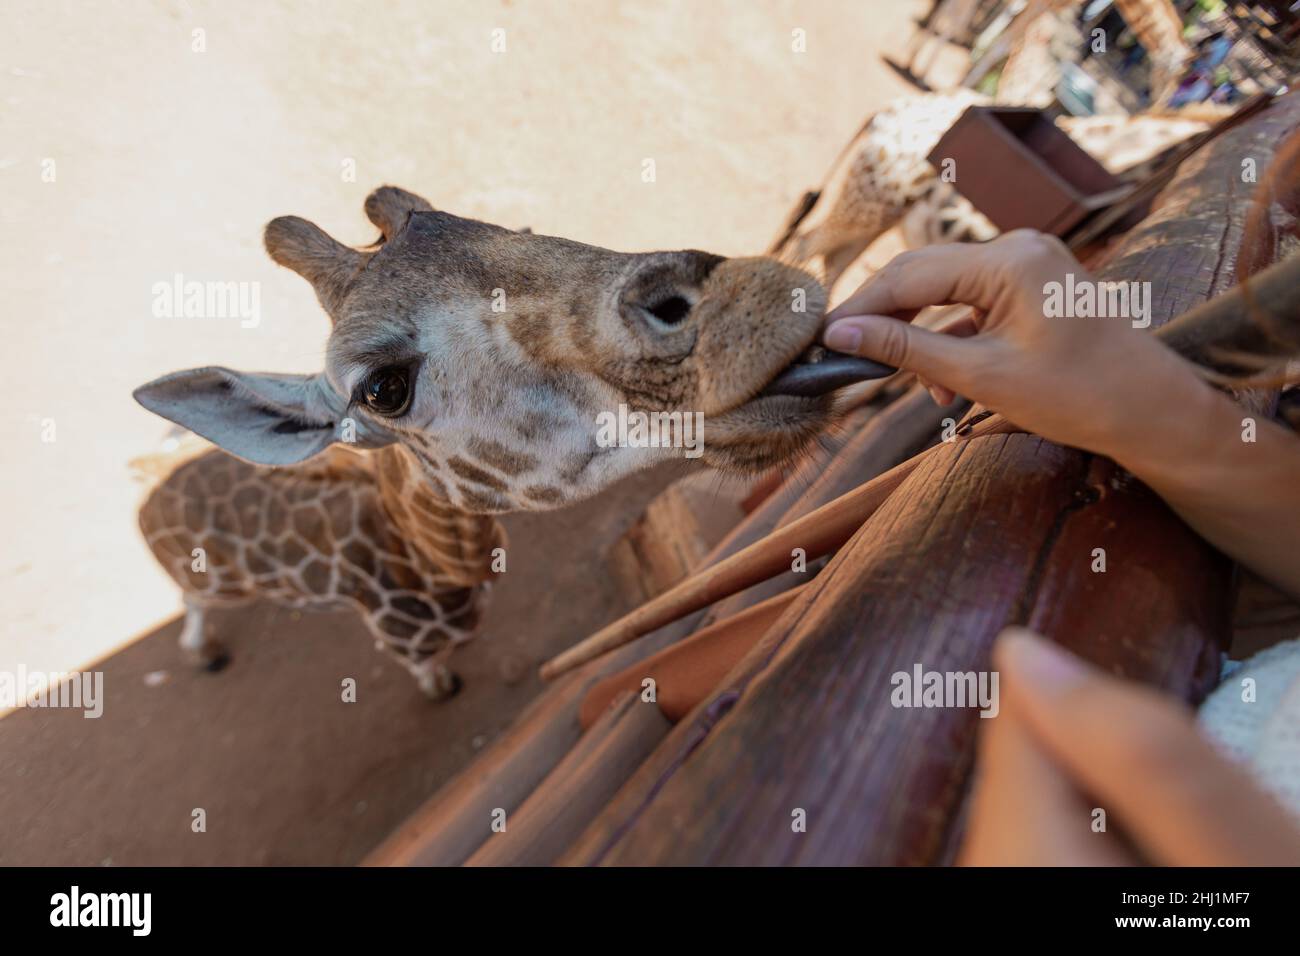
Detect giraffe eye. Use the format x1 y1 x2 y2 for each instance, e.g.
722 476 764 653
362 366 413 417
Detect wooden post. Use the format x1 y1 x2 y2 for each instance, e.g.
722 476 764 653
576 437 1231 865
577 585 808 729
464 692 671 867
564 92 1300 867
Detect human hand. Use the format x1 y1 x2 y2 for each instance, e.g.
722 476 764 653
821 231 1214 461
959 628 1300 866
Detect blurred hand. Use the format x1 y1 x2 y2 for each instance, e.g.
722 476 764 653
960 628 1300 866
821 230 1208 460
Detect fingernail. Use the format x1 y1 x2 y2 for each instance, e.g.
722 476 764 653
824 321 862 353
997 628 1089 694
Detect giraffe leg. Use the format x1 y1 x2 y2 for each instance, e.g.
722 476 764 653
178 596 231 673
789 210 892 293
820 235 876 292
363 629 464 701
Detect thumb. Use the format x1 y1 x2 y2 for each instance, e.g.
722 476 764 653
823 314 971 389
995 628 1300 866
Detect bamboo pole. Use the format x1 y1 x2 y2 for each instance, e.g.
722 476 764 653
464 691 671 867
538 449 928 680
578 584 808 729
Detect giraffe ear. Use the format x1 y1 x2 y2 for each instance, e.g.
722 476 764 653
364 185 433 240
264 216 365 321
133 367 348 466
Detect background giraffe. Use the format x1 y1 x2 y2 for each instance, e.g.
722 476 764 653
135 186 884 698
139 441 502 697
783 89 1205 291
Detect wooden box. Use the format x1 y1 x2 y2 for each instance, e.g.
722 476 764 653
928 106 1128 236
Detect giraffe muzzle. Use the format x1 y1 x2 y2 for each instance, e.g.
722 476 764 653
759 346 895 398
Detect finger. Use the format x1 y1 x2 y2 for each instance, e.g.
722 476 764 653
959 684 1135 866
920 382 954 406
996 628 1300 866
929 385 955 407
823 314 977 392
826 243 998 321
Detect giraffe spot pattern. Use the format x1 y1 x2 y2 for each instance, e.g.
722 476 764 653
138 446 496 663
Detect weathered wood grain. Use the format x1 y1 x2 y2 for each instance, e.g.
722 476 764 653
588 434 1230 866
465 692 671 867
363 600 703 866
578 584 808 729
608 476 745 604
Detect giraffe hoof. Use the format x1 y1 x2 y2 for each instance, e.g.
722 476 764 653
418 667 462 701
185 640 231 673
202 650 232 673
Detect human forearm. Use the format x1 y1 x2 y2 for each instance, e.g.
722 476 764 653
820 237 1300 597
1104 367 1300 600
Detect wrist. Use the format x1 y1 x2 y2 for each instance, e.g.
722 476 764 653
1088 344 1236 478
1103 359 1247 492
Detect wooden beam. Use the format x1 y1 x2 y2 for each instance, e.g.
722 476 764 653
365 400 894 865
608 474 746 605
465 692 671 867
578 584 808 729
565 92 1300 867
582 433 1232 865
539 451 926 681
693 386 965 631
363 606 699 866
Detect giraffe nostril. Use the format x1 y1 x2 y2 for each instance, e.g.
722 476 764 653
644 295 692 327
619 254 711 334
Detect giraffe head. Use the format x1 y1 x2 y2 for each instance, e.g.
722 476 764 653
135 187 887 513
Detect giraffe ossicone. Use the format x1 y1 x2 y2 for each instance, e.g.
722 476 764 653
135 185 884 698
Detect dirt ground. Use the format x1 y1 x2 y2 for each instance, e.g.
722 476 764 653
0 0 963 863
0 463 683 865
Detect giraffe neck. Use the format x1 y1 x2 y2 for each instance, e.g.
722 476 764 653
373 445 503 586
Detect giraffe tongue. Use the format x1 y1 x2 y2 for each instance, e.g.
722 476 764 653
759 346 895 398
